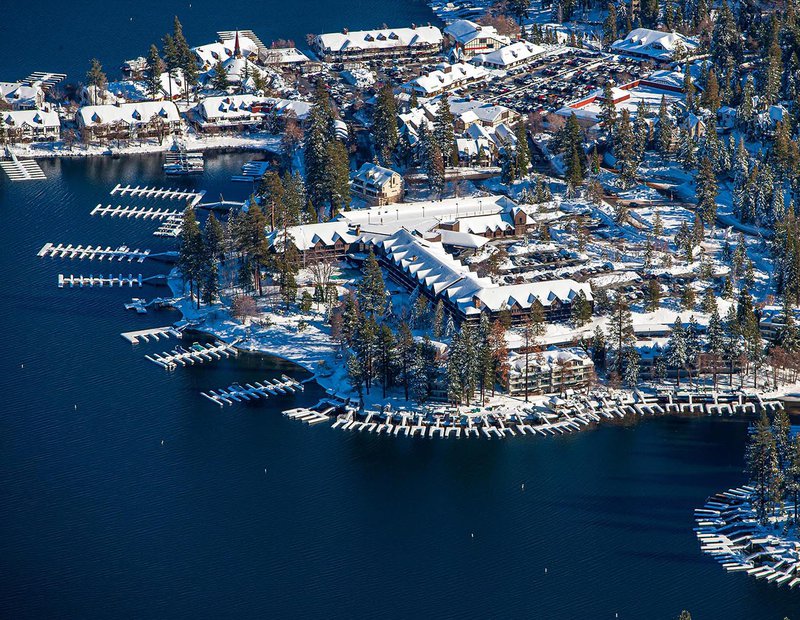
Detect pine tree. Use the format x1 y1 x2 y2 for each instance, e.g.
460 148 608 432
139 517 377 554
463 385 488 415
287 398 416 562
608 295 634 375
614 109 638 188
696 156 718 226
707 303 724 387
602 3 618 47
433 92 455 164
433 299 445 338
764 30 782 105
376 324 395 398
396 322 415 400
515 122 530 178
86 58 107 105
646 278 662 311
357 250 387 317
325 138 351 216
304 82 335 211
211 59 230 91
599 82 617 134
172 16 197 103
657 95 674 155
178 206 205 307
373 84 398 164
667 317 688 386
622 346 641 386
146 45 164 99
745 411 780 524
571 291 593 326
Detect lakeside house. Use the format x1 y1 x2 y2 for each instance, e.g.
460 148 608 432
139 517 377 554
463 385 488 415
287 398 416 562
0 81 46 110
443 19 511 58
507 349 595 396
311 25 443 62
351 163 404 205
0 109 60 142
192 95 311 132
76 101 180 142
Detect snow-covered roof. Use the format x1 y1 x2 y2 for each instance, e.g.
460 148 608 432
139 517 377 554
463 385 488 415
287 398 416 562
268 221 360 252
194 34 259 68
352 162 400 189
472 41 545 67
314 25 442 53
0 82 43 108
378 228 592 317
443 19 510 46
77 101 180 126
197 95 311 122
611 28 699 61
339 195 515 228
435 228 490 249
261 47 311 65
406 62 489 96
0 109 59 128
508 347 593 374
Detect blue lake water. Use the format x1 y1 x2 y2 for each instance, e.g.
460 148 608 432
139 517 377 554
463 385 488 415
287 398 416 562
1 153 799 619
1 0 800 616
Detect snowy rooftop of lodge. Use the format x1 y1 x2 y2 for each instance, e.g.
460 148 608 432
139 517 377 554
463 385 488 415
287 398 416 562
1 109 59 128
313 25 442 53
77 100 180 126
443 19 510 47
404 62 489 96
611 28 699 61
472 41 546 68
196 95 311 122
379 228 593 317
339 195 516 227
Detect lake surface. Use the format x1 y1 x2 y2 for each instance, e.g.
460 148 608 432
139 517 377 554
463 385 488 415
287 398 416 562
1 154 799 619
0 0 439 82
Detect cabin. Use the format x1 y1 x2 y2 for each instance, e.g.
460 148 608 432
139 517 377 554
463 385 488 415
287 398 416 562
351 163 404 206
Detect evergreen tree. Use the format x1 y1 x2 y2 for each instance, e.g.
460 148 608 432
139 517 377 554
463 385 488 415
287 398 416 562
707 303 725 387
657 95 674 156
146 44 164 99
599 82 617 134
614 109 638 188
178 206 205 307
646 278 662 311
376 323 395 398
357 250 387 316
745 411 780 524
433 92 456 164
667 316 688 386
572 291 593 326
86 58 107 105
211 59 230 91
608 295 634 375
325 138 351 216
696 156 718 226
373 84 399 164
396 322 415 400
622 346 641 386
304 82 336 211
172 16 197 103
515 122 530 178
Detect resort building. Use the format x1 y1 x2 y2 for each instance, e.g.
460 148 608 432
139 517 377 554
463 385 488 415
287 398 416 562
267 221 361 262
0 81 46 110
507 349 595 396
76 101 181 142
0 109 60 142
611 28 699 62
192 95 311 132
376 228 593 325
403 62 489 97
443 20 511 58
472 41 546 70
311 25 443 62
350 163 404 206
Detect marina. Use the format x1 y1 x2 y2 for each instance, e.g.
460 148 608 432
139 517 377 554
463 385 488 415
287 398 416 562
200 374 304 406
90 204 185 220
145 340 239 369
120 326 183 344
58 273 143 288
109 184 205 204
231 161 270 183
123 297 178 314
163 150 205 175
38 243 177 262
0 151 46 181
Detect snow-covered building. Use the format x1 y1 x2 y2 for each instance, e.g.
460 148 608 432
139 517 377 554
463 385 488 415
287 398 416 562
193 95 311 132
403 62 489 97
193 32 260 71
0 109 60 142
267 221 362 261
376 228 593 324
443 20 511 58
76 101 180 142
611 28 699 62
472 41 546 70
259 47 311 67
311 25 443 62
0 81 45 110
351 163 404 205
507 348 595 396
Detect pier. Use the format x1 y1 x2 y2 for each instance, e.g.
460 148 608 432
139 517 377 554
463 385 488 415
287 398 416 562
231 161 269 183
58 273 143 288
0 151 46 181
145 340 239 369
124 297 177 313
153 215 184 238
164 150 204 175
121 326 182 344
201 375 303 406
38 243 177 262
110 184 205 205
90 204 185 220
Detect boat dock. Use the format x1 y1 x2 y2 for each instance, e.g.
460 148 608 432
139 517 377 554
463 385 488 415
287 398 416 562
153 215 184 238
90 204 185 220
164 150 204 175
0 150 46 181
124 297 178 313
121 326 182 344
201 375 303 406
58 273 142 288
145 340 239 369
38 243 177 262
110 184 205 205
231 161 269 183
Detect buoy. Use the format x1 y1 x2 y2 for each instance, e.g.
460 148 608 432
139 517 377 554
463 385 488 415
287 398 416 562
21 364 23 369
74 404 77 410
470 532 474 538
161 440 164 446
521 483 525 490
545 567 548 574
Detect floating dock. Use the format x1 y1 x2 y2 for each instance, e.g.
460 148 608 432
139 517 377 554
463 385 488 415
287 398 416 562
201 375 303 406
0 151 46 181
231 161 269 183
123 297 177 313
153 215 184 238
110 184 205 205
121 326 182 344
164 150 204 175
90 204 184 220
38 243 177 262
58 273 142 288
145 340 239 369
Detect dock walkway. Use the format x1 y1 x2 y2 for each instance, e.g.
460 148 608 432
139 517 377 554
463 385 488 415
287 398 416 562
0 151 46 181
201 375 303 406
145 340 239 369
110 184 204 205
121 326 182 344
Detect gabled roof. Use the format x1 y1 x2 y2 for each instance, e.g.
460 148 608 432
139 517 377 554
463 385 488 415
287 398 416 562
77 101 180 126
315 26 442 53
